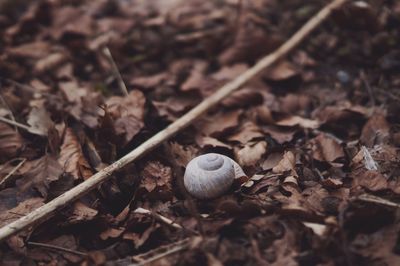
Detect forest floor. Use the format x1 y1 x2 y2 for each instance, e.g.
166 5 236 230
1 0 400 265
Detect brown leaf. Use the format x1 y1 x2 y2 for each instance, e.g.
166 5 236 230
360 113 390 147
353 170 388 191
195 136 232 150
227 122 264 144
65 201 98 225
196 110 241 137
0 197 44 227
221 88 263 109
0 122 23 163
26 107 54 136
276 116 319 129
235 141 267 167
140 161 173 200
106 90 146 143
272 151 297 176
262 152 284 170
58 128 93 180
310 133 345 163
218 14 280 64
17 155 63 197
168 142 199 168
130 73 167 90
263 61 300 81
6 41 50 59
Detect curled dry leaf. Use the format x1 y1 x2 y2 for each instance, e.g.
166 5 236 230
263 60 300 81
276 116 319 129
228 122 264 144
26 107 54 136
235 141 267 167
64 201 98 225
17 155 63 198
140 161 173 200
360 113 390 147
0 122 23 162
168 142 199 168
195 136 232 150
58 128 93 180
196 110 241 137
272 151 297 176
310 133 345 163
106 90 146 144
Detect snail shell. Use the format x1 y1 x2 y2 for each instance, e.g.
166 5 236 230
183 153 246 199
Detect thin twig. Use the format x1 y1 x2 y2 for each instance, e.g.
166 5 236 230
134 207 183 230
356 194 400 208
130 238 191 266
103 47 129 96
0 92 17 131
27 241 88 256
0 0 347 242
0 158 26 187
0 116 31 131
360 70 376 106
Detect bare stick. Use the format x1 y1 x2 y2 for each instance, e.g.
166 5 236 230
27 241 88 257
103 47 129 96
356 194 400 208
0 116 31 131
0 158 26 187
134 207 183 230
0 0 347 242
131 238 191 266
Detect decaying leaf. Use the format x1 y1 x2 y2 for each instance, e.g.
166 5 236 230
0 122 23 163
17 155 63 197
58 128 93 180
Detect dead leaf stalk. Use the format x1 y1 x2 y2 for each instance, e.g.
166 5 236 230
27 241 88 256
103 47 129 96
0 158 26 188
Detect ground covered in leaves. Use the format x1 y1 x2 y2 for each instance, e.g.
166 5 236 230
1 0 400 265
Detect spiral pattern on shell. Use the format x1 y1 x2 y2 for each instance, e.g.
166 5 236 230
183 153 236 199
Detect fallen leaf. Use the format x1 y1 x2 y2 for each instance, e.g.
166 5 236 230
17 155 63 197
310 133 345 163
26 107 54 136
195 136 232 149
0 122 23 163
58 128 93 180
276 116 319 129
196 110 241 137
228 122 264 144
263 61 300 81
168 142 199 168
64 201 98 225
272 151 297 176
235 141 267 167
106 90 146 143
140 161 173 200
360 113 390 147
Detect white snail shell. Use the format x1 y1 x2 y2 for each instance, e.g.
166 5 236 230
183 153 246 199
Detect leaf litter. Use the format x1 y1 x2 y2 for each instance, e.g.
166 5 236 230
0 0 400 265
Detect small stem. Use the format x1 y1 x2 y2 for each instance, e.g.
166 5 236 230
103 47 129 96
27 241 88 257
0 158 26 187
0 116 31 131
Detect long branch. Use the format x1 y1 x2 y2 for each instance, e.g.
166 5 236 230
0 0 347 242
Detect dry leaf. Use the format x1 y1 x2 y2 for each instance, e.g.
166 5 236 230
272 151 297 176
26 107 54 136
17 155 63 197
235 141 267 167
58 128 93 180
0 122 23 162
